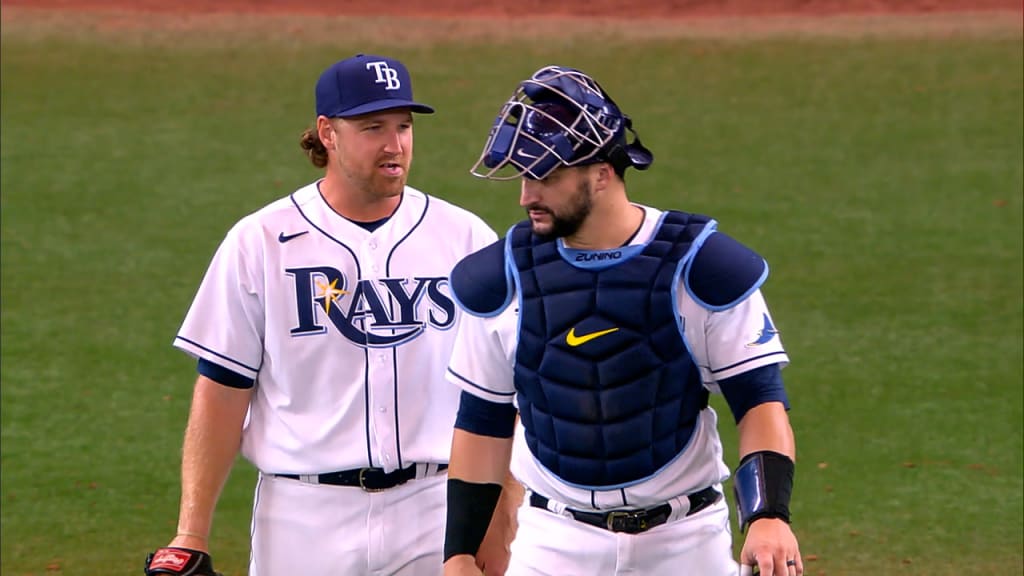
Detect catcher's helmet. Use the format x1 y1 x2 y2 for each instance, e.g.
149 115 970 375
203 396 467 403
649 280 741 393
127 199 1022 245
470 65 653 181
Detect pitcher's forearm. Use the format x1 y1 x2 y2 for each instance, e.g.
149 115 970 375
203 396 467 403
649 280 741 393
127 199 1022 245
176 375 252 539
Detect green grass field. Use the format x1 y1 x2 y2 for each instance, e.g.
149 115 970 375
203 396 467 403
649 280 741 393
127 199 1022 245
1 9 1021 576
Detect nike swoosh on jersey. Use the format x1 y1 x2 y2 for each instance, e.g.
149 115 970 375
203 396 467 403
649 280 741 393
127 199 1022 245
278 231 309 243
566 326 619 347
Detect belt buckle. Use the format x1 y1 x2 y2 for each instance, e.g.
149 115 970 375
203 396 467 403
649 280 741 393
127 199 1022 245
606 510 648 534
358 468 388 493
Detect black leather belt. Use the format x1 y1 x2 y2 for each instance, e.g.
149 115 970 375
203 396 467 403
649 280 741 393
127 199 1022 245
275 464 447 492
529 486 721 534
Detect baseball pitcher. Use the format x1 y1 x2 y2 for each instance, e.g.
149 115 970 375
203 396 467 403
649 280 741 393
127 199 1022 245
145 54 505 576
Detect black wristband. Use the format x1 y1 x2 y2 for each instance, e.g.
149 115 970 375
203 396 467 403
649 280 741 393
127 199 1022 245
733 450 794 532
443 479 503 562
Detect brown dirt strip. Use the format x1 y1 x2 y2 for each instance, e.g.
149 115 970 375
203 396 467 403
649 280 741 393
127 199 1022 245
2 0 1021 19
2 6 1020 46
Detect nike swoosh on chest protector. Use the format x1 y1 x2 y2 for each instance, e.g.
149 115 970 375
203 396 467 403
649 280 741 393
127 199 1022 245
566 326 620 347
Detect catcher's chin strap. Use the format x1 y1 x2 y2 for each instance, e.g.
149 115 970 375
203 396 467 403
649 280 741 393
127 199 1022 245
144 547 223 576
602 120 653 174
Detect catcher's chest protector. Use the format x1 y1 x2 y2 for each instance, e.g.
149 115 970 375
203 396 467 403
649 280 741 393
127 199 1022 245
510 211 712 487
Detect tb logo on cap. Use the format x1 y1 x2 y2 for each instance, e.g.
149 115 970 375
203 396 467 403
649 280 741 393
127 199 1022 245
365 61 401 90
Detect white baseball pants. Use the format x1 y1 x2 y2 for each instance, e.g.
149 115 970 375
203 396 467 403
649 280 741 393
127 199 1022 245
249 471 446 575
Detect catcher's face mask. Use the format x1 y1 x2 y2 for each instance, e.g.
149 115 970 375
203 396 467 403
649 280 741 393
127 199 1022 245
471 66 653 181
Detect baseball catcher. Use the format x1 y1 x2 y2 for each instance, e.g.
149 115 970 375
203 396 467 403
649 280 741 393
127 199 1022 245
442 64 802 576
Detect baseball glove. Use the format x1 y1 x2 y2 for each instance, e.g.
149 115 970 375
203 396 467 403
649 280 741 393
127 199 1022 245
144 547 223 576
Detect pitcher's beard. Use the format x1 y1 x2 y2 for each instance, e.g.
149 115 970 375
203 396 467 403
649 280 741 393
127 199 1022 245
373 176 406 198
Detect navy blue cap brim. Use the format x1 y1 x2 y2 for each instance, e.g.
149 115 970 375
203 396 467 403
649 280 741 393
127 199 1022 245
328 99 435 118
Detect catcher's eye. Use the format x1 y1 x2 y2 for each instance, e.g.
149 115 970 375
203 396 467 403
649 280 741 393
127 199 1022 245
523 102 575 138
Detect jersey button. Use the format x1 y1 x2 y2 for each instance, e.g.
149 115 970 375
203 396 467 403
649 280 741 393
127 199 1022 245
368 239 378 249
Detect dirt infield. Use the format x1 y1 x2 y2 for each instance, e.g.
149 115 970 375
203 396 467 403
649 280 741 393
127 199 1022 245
3 0 1021 19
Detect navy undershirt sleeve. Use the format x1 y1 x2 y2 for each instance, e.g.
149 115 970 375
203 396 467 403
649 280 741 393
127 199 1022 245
197 358 255 389
717 363 789 424
454 391 518 438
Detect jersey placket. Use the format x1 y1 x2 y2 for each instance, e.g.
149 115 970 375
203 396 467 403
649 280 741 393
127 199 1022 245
362 235 401 472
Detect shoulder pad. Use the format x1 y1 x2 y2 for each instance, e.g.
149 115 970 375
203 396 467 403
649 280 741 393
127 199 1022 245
450 239 513 317
684 231 768 311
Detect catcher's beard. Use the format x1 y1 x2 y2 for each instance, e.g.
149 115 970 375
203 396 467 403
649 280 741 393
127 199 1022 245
528 178 593 239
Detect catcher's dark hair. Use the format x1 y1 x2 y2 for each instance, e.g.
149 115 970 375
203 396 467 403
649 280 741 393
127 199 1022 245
300 127 328 168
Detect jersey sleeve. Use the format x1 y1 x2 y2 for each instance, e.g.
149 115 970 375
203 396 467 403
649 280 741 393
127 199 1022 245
470 215 500 251
446 304 517 405
173 220 266 380
680 288 789 388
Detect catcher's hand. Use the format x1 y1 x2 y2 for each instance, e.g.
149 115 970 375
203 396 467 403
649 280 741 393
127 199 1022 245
144 547 223 576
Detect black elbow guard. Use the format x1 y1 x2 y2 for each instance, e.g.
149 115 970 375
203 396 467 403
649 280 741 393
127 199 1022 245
443 479 503 562
733 450 794 533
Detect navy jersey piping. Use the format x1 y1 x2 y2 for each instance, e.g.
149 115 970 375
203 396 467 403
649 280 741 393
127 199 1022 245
384 192 428 275
710 351 788 375
382 193 430 470
448 367 517 399
293 190 374 466
175 336 261 374
363 346 374 466
393 348 403 468
197 358 254 389
291 192 362 279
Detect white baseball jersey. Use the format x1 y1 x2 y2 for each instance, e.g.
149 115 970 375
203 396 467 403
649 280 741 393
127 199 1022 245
447 205 788 510
175 181 497 475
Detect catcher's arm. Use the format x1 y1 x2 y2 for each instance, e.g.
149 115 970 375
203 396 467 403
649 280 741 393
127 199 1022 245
736 402 802 576
444 429 515 575
146 375 250 573
474 470 523 576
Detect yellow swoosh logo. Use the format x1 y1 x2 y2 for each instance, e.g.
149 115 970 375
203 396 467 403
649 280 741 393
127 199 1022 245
566 326 620 347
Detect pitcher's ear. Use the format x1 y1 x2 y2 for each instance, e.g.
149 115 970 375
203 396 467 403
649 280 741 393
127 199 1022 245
316 116 336 147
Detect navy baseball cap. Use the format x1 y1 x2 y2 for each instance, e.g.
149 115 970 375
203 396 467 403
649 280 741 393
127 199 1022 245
315 54 435 118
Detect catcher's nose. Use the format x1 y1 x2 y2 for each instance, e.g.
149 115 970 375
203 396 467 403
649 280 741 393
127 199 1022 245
520 179 544 207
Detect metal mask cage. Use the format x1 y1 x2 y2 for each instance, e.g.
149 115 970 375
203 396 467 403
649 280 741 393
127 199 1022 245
470 66 625 181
